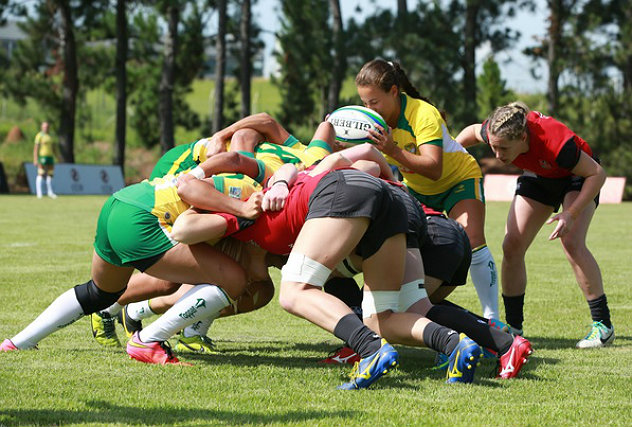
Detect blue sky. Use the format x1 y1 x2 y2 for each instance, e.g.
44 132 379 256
251 0 549 93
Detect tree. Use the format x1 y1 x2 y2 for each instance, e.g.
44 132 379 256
477 55 514 118
114 0 128 171
327 0 345 112
213 0 227 132
158 2 179 153
239 0 251 117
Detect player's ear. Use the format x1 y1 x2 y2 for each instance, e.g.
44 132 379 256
389 84 399 97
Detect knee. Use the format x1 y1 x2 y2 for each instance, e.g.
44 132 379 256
159 281 181 295
278 282 303 315
502 234 527 260
560 236 585 259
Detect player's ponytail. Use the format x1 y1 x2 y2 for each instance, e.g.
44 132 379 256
487 101 530 141
356 58 435 107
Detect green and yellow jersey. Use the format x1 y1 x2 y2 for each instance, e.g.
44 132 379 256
388 94 481 195
34 131 54 157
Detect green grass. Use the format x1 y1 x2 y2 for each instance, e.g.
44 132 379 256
1 197 631 427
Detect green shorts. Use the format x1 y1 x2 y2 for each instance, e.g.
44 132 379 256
93 197 177 271
38 156 55 167
408 177 485 214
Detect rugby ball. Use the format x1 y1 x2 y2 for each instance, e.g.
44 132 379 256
327 105 387 144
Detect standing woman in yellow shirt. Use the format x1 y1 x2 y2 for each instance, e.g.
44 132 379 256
33 121 57 198
355 59 499 321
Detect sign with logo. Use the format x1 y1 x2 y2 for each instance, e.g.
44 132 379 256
24 163 125 195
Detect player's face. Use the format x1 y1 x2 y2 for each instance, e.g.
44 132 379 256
488 132 527 164
357 84 399 125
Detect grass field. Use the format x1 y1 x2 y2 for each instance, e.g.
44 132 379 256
0 196 631 427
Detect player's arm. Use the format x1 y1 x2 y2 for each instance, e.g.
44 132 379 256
170 209 231 245
262 163 298 212
187 151 261 180
455 123 484 148
312 143 395 180
33 136 40 165
177 177 263 219
380 133 443 181
546 152 606 240
212 113 291 146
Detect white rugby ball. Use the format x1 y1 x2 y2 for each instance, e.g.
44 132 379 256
327 105 387 144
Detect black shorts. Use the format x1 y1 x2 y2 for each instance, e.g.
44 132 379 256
516 174 600 213
307 169 408 259
420 215 471 286
388 183 427 250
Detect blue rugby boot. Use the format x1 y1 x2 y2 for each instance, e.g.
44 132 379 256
338 339 399 390
446 333 483 384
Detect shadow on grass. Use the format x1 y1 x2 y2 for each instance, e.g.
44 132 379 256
0 401 358 427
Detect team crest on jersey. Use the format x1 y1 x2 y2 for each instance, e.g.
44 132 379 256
539 160 552 169
229 186 242 199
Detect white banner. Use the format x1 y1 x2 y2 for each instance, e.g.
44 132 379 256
24 162 125 195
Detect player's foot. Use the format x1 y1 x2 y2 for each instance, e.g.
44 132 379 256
48 192 57 199
489 318 510 332
497 335 533 379
117 306 143 338
319 346 360 365
91 312 121 347
432 352 449 371
337 339 398 390
1 339 18 352
175 335 218 354
36 194 42 199
446 334 483 384
508 325 523 337
126 332 189 365
576 321 614 349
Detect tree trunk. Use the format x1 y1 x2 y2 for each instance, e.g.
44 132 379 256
327 0 344 112
159 5 179 153
240 0 251 118
397 0 407 19
57 0 78 163
462 0 479 124
114 0 127 171
547 0 562 115
213 0 227 132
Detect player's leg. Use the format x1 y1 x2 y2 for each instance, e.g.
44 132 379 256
448 195 499 320
501 195 553 334
44 163 56 198
559 191 613 348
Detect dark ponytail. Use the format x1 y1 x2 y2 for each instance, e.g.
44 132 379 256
356 58 435 107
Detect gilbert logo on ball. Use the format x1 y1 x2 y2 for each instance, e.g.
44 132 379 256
327 106 387 144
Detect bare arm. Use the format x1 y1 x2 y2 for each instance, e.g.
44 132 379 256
455 123 484 148
546 152 606 240
213 113 291 146
309 143 395 180
177 177 262 218
170 209 230 245
187 151 260 180
33 142 39 165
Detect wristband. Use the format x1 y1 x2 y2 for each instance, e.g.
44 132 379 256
189 166 205 179
272 179 289 187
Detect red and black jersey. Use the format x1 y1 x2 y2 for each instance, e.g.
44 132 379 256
230 170 329 255
480 111 592 178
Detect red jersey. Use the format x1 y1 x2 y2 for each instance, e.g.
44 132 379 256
231 170 329 254
481 111 592 178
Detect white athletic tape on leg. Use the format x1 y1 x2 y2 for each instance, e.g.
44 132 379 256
398 280 428 312
281 252 332 288
362 290 400 317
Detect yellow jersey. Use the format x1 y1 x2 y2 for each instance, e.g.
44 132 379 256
388 94 481 195
34 132 54 157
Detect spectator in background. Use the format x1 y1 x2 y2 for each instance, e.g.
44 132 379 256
33 121 57 199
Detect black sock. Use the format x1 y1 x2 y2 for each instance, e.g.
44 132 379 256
503 294 525 331
426 305 513 354
422 322 460 355
438 299 488 322
587 294 611 328
324 278 363 319
333 313 381 358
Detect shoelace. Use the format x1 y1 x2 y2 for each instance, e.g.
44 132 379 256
102 316 116 337
199 336 216 348
159 341 178 361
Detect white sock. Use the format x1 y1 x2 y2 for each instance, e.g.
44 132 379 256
182 317 214 338
102 302 123 317
127 300 155 321
470 245 499 320
11 288 84 349
139 285 229 343
35 175 43 198
46 175 55 195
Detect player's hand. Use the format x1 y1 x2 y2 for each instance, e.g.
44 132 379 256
242 191 263 219
176 173 196 188
546 210 575 240
367 125 396 156
262 182 289 211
